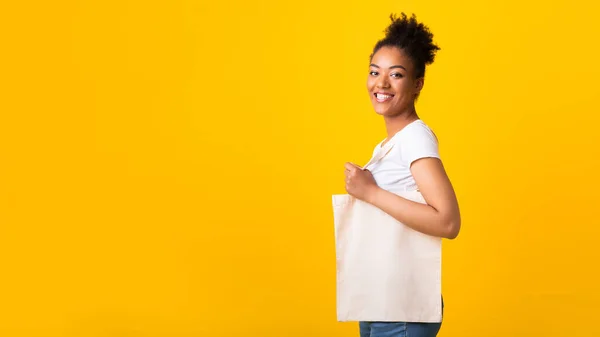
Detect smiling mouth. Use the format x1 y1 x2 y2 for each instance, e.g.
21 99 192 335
374 93 394 103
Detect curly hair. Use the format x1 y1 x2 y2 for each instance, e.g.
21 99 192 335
371 13 440 79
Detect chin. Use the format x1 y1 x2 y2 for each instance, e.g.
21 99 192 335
373 107 393 116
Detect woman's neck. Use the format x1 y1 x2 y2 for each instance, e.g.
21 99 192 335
382 109 419 143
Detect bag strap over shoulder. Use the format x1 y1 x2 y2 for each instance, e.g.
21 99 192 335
362 143 394 171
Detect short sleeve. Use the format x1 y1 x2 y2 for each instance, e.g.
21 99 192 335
399 123 440 166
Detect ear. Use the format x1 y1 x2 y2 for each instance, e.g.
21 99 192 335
415 77 425 94
413 77 425 100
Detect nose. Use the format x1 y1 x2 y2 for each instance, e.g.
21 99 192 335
375 76 390 89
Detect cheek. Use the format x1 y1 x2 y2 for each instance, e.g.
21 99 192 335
366 78 375 91
394 81 414 98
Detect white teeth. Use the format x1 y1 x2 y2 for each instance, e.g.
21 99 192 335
376 94 392 100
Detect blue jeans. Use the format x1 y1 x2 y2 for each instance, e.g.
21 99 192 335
359 321 441 337
359 299 444 337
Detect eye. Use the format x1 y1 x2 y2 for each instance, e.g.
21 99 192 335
369 71 379 76
391 72 404 79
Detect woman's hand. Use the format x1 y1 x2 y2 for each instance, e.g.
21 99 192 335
344 162 379 203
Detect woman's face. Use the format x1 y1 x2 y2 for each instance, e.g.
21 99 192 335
367 46 423 117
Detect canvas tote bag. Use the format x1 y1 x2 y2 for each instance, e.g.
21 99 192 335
332 142 442 322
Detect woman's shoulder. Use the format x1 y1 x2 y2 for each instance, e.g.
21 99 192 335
398 119 438 143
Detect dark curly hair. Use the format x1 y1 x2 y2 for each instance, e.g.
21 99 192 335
371 13 440 79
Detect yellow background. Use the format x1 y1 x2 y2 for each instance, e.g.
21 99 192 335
1 0 600 336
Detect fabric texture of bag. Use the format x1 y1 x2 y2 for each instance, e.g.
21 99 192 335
332 143 442 322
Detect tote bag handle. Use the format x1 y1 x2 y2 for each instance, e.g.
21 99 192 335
361 143 394 171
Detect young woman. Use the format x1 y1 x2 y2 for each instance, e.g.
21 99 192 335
343 13 461 337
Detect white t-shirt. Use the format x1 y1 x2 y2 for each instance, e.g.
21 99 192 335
364 119 440 192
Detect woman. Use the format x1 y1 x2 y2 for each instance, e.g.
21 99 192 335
343 13 461 337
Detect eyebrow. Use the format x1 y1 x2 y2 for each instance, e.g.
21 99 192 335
370 64 406 71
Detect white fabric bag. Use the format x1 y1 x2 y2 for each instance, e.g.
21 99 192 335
332 142 442 322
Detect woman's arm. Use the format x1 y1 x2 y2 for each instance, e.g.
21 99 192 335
365 157 461 239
